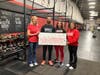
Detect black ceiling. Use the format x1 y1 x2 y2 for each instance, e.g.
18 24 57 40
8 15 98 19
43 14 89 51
72 0 100 20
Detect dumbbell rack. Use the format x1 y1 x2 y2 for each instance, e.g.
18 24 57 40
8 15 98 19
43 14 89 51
0 33 25 64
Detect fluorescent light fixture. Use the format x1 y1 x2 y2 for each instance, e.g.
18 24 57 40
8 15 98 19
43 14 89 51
90 11 98 16
90 14 94 16
89 6 95 9
29 0 33 1
89 17 94 18
90 18 94 20
88 2 96 5
88 0 96 1
89 10 95 13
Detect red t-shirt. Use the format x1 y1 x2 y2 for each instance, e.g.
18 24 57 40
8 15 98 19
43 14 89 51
67 29 80 46
27 24 39 42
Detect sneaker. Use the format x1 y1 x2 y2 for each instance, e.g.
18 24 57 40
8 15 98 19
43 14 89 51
29 63 34 67
60 62 64 67
48 60 53 66
66 64 70 67
73 64 77 69
54 59 60 63
41 60 46 65
69 66 74 70
34 62 38 66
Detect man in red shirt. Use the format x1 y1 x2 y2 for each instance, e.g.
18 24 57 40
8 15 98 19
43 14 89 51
27 16 39 67
66 22 80 70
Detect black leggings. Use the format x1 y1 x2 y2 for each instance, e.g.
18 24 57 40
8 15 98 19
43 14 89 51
43 45 53 60
68 45 78 67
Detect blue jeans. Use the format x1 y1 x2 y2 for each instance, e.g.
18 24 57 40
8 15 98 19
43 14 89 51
28 42 37 64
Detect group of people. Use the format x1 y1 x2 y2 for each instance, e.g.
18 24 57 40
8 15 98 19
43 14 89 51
27 16 80 70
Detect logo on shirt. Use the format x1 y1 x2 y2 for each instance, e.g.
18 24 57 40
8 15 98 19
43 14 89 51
67 33 73 36
56 30 63 33
44 28 52 32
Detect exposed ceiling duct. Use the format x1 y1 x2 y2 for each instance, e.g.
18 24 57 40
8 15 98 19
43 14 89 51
71 0 100 20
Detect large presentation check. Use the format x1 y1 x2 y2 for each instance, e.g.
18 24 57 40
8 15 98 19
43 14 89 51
39 33 67 46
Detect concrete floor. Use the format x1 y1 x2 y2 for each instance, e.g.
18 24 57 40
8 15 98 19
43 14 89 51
0 31 100 75
78 31 100 62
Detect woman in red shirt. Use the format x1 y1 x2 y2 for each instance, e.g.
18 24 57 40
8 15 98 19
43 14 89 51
27 16 39 67
66 22 80 70
54 21 65 66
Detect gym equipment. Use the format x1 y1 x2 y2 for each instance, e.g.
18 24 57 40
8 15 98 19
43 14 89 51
92 32 96 38
0 33 25 64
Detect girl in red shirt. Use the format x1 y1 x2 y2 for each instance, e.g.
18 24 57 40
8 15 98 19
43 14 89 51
54 21 65 66
66 22 80 70
27 16 39 67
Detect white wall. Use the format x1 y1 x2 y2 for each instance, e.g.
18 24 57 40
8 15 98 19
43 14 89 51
84 20 98 31
13 0 83 23
67 0 83 23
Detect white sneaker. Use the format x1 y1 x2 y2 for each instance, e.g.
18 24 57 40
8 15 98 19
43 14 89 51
69 66 74 70
66 64 70 67
29 63 34 67
34 62 38 66
60 63 64 67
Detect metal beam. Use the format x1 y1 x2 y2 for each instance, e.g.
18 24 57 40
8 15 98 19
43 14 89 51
32 12 62 14
33 8 54 10
71 6 73 20
30 0 34 16
0 0 13 2
23 0 26 61
53 0 56 26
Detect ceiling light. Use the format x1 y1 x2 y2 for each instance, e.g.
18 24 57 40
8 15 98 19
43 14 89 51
90 19 94 20
88 2 96 5
29 0 33 1
88 0 96 1
90 11 98 16
89 10 95 13
89 6 95 9
89 17 94 18
90 14 94 16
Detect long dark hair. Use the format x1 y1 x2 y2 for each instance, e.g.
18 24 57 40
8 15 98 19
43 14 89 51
56 22 63 29
47 20 51 24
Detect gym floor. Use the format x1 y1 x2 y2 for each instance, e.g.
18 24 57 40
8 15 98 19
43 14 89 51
0 31 100 75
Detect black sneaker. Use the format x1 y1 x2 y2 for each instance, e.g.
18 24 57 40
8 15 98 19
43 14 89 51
73 64 77 69
54 59 60 63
